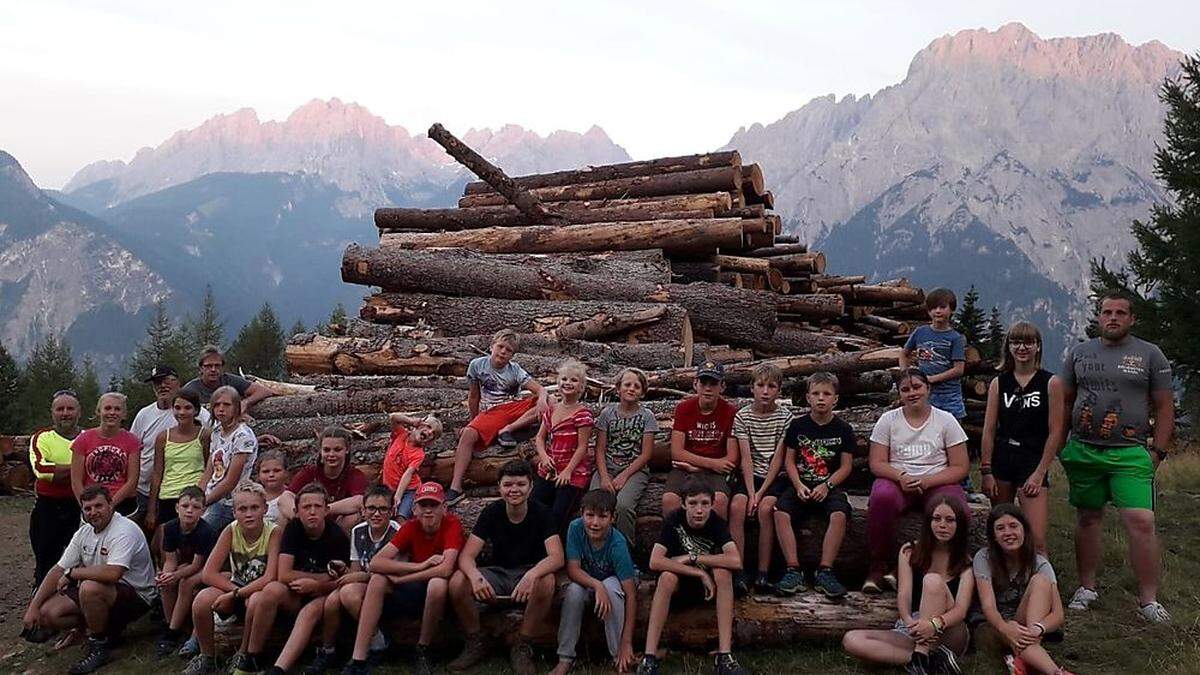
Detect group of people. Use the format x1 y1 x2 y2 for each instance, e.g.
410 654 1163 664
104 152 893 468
17 287 1174 675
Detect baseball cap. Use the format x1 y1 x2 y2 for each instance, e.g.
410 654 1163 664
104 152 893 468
414 483 446 505
696 361 725 381
143 364 179 382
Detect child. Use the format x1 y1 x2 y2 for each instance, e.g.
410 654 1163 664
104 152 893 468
553 489 638 675
900 288 967 420
307 485 401 673
279 426 368 531
380 412 443 520
774 372 856 598
199 386 259 532
728 362 793 595
446 329 548 505
256 450 289 524
592 367 658 543
187 482 282 675
843 495 975 675
532 359 595 532
156 486 218 657
146 390 210 533
661 361 737 519
637 478 746 675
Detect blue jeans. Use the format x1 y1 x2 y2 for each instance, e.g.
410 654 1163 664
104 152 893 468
203 501 234 532
395 489 416 519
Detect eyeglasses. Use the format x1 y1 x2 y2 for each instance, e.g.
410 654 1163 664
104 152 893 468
364 505 391 514
52 389 79 402
1009 340 1039 348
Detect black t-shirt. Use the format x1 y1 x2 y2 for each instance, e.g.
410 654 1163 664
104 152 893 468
657 509 733 558
162 518 219 563
281 518 351 574
782 414 858 487
471 500 556 569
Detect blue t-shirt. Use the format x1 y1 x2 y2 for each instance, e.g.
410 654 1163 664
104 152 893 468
565 518 636 582
904 325 966 418
466 356 532 411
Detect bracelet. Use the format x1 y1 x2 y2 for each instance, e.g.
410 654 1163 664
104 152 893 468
930 616 945 634
979 467 993 476
1034 622 1046 636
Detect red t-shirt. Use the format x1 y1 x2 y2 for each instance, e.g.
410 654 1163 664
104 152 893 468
71 428 141 496
671 396 736 459
388 513 465 563
288 463 369 502
381 430 425 493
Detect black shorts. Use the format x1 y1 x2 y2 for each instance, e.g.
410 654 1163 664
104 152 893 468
776 486 852 520
729 474 786 499
994 439 1050 487
658 572 713 609
382 580 429 618
63 581 150 638
663 469 731 497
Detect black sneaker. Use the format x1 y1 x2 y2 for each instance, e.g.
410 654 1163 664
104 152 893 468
445 488 465 507
69 637 112 675
156 630 182 658
497 431 518 448
448 633 487 671
305 648 338 674
733 572 750 597
413 645 433 675
340 661 370 675
904 651 931 675
637 655 660 675
929 645 962 675
813 568 847 599
713 652 749 675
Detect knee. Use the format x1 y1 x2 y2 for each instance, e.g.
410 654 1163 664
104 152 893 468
534 574 555 597
869 480 904 509
714 493 730 514
758 499 776 523
922 572 945 593
842 630 864 654
427 577 448 600
77 579 109 601
661 494 680 514
657 571 679 592
1123 511 1157 537
773 509 791 528
1077 508 1104 528
457 429 479 449
712 568 732 583
449 572 469 596
563 582 588 605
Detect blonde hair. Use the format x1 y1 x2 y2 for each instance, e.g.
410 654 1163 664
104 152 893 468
557 358 588 381
421 414 444 438
998 321 1043 373
232 480 267 504
210 385 243 418
96 391 127 415
491 329 520 350
614 367 648 395
751 362 784 386
257 450 287 469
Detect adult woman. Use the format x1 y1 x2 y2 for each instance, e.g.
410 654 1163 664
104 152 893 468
973 504 1074 675
981 322 1063 554
28 390 83 589
199 386 259 531
146 389 212 533
865 369 970 592
844 494 974 675
70 392 140 516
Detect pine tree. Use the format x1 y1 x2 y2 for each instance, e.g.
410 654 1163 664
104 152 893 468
1091 54 1200 410
0 342 21 434
122 301 192 413
985 307 1006 362
185 285 225 357
77 355 102 418
289 319 307 337
327 303 347 330
953 286 987 348
17 334 78 430
228 303 286 380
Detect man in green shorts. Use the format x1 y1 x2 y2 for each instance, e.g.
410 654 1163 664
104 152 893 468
1060 291 1174 623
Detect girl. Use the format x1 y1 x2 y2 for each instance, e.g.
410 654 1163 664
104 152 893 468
973 504 1073 675
185 481 282 675
591 367 658 543
865 369 970 592
146 389 211 533
198 386 259 531
981 322 1064 554
70 392 141 516
255 451 289 525
532 359 595 532
843 495 975 675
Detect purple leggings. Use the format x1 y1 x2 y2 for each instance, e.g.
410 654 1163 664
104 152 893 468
867 478 968 574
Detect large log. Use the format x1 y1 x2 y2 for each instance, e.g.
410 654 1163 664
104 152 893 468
379 218 750 256
743 242 809 257
824 284 925 305
458 166 743 208
250 387 466 420
462 151 742 195
766 252 827 275
774 294 846 319
757 325 840 356
646 347 903 389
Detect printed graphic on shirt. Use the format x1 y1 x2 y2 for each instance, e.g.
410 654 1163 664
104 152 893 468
85 444 129 486
672 523 717 557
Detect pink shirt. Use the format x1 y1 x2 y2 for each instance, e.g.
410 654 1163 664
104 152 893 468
538 405 595 488
71 428 141 497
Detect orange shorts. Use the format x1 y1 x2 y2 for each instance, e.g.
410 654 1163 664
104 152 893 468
467 397 537 449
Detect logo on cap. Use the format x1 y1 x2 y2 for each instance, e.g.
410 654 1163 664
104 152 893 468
414 483 445 504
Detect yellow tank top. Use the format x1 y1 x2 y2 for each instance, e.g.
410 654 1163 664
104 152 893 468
160 434 206 500
229 520 275 587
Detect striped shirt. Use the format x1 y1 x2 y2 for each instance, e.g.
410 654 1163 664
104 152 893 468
732 404 794 477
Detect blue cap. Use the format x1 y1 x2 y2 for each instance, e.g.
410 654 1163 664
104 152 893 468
696 361 725 381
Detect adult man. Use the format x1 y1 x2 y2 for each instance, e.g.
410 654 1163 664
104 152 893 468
1060 291 1174 623
22 485 157 674
28 390 83 590
277 426 369 531
130 365 211 524
181 345 274 410
448 459 563 675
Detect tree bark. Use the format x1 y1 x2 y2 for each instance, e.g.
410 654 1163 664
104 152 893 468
743 242 809 257
250 387 466 420
670 260 720 283
740 164 765 197
462 151 741 195
646 347 902 389
773 294 846 319
766 252 827 275
756 325 840 356
458 166 743 208
823 284 925 304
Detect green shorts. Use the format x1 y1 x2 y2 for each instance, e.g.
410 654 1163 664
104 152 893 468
1060 438 1155 511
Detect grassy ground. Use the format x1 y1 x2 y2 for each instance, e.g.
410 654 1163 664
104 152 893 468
2 452 1199 675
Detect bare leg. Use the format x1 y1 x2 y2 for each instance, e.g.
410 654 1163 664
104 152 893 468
77 580 116 637
191 587 223 656
1013 574 1061 673
774 510 800 567
160 582 178 626
351 576 391 661
246 582 296 654
714 492 730 520
729 494 748 564
521 574 556 638
643 571 677 657
319 588 343 648
275 596 325 671
1018 490 1050 555
171 573 201 630
820 511 847 568
994 481 1017 505
1075 508 1104 590
713 568 734 653
661 492 681 518
39 594 82 631
421 578 449 645
1121 508 1161 605
449 571 481 633
913 573 952 655
450 428 481 492
500 406 540 435
842 629 916 666
756 497 777 574
337 512 362 530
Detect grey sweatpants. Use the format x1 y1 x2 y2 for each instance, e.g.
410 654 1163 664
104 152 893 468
557 576 626 660
589 470 649 544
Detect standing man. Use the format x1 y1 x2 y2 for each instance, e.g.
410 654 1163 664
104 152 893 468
180 345 274 411
130 365 210 525
28 390 84 590
1060 291 1174 623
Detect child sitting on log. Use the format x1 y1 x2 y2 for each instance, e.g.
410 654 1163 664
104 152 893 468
591 367 658 544
532 359 595 533
379 412 443 520
637 477 747 675
255 451 288 525
772 371 855 598
446 329 549 506
661 361 737 521
154 486 218 658
728 362 793 595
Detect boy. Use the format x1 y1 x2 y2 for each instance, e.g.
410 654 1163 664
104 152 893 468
308 486 401 673
446 330 548 505
278 426 369 531
448 460 563 675
900 288 966 420
637 478 746 675
238 483 350 675
380 413 443 520
156 486 219 656
728 363 793 595
662 362 737 520
341 483 464 675
553 490 638 675
773 372 856 598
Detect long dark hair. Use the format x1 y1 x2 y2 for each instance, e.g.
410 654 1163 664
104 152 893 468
909 493 971 577
986 503 1037 592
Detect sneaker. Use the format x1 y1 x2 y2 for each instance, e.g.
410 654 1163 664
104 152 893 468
232 653 263 675
1067 586 1098 610
882 573 898 591
448 633 487 671
412 645 433 675
305 647 338 674
445 488 466 507
68 637 111 675
813 568 847 599
341 661 370 675
733 572 750 597
368 630 389 657
178 634 200 658
1004 654 1029 675
777 567 806 595
967 492 989 504
157 632 182 658
497 431 518 448
637 655 660 675
713 652 749 675
753 573 775 595
929 645 962 675
904 651 930 675
510 639 536 675
861 576 884 595
183 654 219 675
1139 601 1171 624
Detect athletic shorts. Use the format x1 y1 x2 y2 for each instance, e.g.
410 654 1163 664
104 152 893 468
63 581 150 638
776 485 852 519
656 571 714 609
1060 438 1155 511
993 438 1049 487
382 579 429 618
728 474 786 499
478 565 534 598
467 398 537 448
663 468 731 497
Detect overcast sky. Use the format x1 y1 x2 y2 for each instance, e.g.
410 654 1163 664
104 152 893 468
2 0 1197 188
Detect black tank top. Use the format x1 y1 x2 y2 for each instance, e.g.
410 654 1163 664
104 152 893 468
996 369 1052 449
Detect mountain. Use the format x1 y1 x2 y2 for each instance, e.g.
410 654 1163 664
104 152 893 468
725 23 1181 356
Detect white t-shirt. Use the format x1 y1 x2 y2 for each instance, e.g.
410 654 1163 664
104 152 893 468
869 407 968 478
131 402 212 495
265 495 282 525
58 512 158 604
206 423 259 505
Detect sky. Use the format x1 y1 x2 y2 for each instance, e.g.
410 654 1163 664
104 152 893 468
2 0 1198 188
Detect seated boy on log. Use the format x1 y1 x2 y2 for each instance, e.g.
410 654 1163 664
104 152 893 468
661 361 737 519
448 459 563 675
447 329 548 506
637 477 747 675
552 489 638 675
155 486 219 657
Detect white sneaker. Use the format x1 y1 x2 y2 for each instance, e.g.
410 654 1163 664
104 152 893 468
369 628 389 653
1068 586 1099 610
1138 601 1171 624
